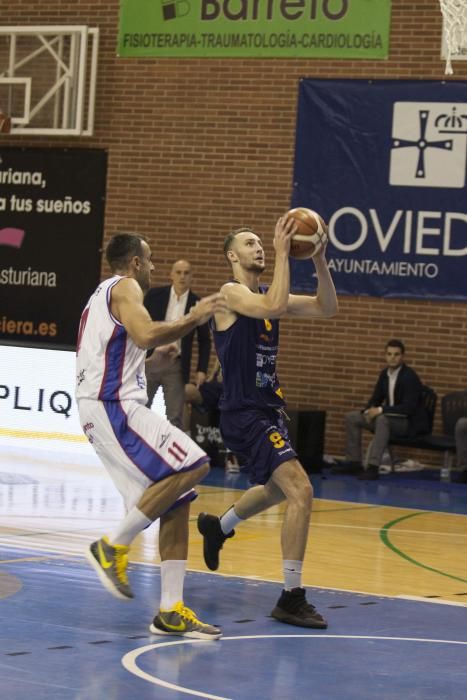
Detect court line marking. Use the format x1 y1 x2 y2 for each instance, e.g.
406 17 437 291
3 514 467 546
198 485 467 519
3 517 466 541
0 427 86 443
0 555 67 565
312 522 467 537
253 504 382 517
122 634 467 699
397 595 467 607
380 511 467 585
1 542 465 606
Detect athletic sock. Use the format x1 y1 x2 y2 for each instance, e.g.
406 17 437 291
283 559 303 591
220 506 243 535
159 560 187 610
108 506 152 546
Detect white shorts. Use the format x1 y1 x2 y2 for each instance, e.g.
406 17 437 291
77 398 208 511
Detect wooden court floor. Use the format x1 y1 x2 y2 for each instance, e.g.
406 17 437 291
189 484 467 604
1 449 467 604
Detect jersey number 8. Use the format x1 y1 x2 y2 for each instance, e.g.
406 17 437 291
269 431 285 449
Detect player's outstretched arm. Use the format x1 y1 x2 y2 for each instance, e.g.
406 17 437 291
221 282 287 320
286 246 338 318
111 278 227 349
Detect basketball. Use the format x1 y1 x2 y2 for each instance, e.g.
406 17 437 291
286 207 328 259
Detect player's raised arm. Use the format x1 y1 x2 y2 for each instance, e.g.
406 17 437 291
286 244 338 318
220 216 297 321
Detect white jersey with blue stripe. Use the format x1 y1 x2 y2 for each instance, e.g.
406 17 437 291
75 275 147 403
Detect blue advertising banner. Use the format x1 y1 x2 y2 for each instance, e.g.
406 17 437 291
291 80 467 301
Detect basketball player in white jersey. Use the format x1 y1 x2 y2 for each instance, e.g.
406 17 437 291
76 233 227 640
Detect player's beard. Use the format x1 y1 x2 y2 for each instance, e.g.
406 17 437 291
247 260 265 273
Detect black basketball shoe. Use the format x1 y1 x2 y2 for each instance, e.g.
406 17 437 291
197 512 235 571
271 587 328 628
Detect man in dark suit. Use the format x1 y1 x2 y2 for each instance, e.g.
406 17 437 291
341 339 428 480
144 260 211 429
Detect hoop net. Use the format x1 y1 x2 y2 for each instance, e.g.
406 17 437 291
440 0 467 75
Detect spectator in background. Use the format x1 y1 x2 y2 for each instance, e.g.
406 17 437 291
336 339 428 481
455 417 467 483
185 359 240 473
185 358 223 417
144 260 211 429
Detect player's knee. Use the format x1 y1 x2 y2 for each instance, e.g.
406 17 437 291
263 480 286 506
184 461 210 488
300 479 313 507
288 477 313 508
197 461 210 480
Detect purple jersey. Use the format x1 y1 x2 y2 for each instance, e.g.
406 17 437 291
211 284 285 412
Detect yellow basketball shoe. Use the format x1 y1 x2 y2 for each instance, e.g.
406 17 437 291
85 536 133 600
150 602 222 640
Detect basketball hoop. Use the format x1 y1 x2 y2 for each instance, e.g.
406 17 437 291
0 111 11 134
439 0 467 75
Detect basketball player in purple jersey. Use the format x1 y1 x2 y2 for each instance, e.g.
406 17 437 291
77 233 227 639
198 215 338 627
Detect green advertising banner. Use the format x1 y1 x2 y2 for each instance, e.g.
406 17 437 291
118 0 392 58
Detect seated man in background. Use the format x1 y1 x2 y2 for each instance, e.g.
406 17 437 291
455 417 467 483
185 358 223 417
337 339 428 481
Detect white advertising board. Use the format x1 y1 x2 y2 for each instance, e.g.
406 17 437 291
0 345 166 457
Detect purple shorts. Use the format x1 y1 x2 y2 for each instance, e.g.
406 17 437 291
220 406 296 485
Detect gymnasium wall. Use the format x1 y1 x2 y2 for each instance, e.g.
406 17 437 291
2 0 466 462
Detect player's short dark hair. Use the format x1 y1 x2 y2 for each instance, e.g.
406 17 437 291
106 233 146 271
386 339 405 354
223 226 257 260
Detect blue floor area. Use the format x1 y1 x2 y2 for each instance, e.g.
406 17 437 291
2 549 467 700
212 467 467 515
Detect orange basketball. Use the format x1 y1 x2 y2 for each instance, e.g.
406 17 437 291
286 207 328 259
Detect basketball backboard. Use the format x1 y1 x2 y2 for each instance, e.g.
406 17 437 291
0 26 99 136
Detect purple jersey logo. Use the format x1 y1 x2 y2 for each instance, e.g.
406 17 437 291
0 228 25 248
